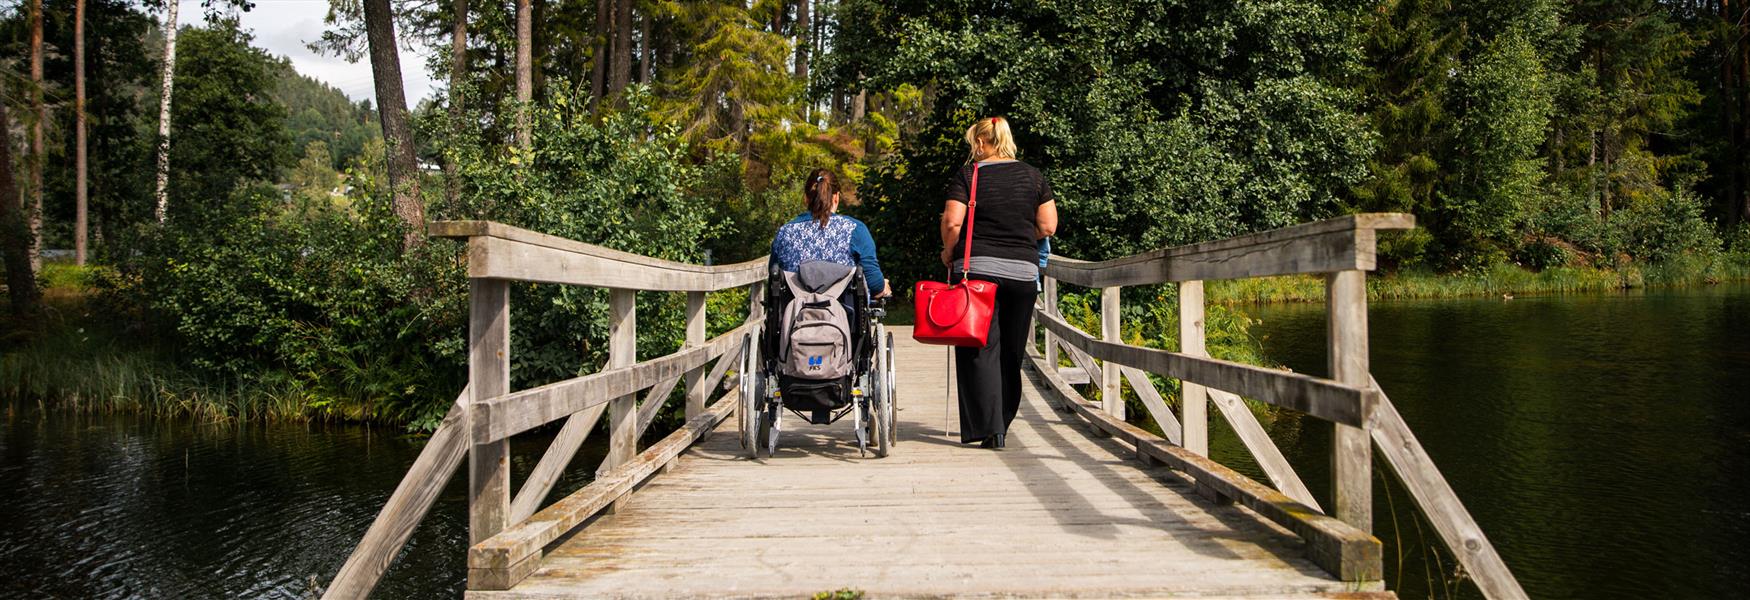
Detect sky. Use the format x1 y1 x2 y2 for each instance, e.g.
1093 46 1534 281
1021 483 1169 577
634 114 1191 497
179 0 440 106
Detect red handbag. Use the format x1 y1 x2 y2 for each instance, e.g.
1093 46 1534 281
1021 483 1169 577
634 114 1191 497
913 164 998 347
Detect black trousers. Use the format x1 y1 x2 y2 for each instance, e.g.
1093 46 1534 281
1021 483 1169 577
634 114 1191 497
955 275 1038 443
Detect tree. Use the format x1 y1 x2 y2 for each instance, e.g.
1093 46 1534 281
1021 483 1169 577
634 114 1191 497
153 0 177 222
612 0 632 95
794 0 809 81
29 0 43 270
74 0 87 265
0 69 41 316
362 0 427 250
516 0 532 149
165 21 290 218
447 0 468 203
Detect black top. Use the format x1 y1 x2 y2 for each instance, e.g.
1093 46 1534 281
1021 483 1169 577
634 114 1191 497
944 160 1053 263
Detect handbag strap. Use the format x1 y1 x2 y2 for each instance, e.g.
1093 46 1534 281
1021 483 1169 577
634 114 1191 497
960 164 980 279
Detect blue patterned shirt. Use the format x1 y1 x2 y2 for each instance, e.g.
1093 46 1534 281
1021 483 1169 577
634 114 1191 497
771 213 885 294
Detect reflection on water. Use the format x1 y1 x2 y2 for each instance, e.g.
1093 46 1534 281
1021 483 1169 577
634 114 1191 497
1226 284 1750 599
0 410 601 598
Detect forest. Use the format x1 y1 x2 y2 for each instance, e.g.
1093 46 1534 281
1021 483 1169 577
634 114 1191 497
2 0 1748 427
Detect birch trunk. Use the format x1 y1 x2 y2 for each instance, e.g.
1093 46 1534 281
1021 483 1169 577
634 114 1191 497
154 0 179 223
516 0 532 150
29 0 43 270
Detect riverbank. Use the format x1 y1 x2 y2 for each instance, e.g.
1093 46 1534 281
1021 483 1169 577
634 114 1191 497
1207 255 1750 304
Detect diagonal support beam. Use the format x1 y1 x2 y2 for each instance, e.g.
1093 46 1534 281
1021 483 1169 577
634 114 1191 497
1120 366 1181 445
1207 388 1320 511
508 402 609 523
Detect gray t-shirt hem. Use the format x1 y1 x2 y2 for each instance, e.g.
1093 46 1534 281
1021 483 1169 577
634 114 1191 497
950 256 1039 282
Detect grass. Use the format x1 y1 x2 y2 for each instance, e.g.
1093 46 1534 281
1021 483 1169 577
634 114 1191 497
1207 254 1750 305
1 263 310 422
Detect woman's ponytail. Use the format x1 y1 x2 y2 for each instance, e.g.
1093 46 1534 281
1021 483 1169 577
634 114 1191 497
803 168 838 228
964 116 1018 161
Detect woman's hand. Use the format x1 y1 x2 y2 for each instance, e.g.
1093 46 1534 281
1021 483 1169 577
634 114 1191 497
940 246 955 266
876 281 893 298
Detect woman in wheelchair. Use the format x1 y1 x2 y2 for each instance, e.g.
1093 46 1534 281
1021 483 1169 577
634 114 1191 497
742 169 897 458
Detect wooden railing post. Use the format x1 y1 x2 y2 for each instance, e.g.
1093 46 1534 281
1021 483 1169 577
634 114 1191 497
684 291 707 420
1043 276 1059 367
469 279 512 545
1100 286 1123 420
1179 280 1208 456
602 289 638 478
1328 269 1372 532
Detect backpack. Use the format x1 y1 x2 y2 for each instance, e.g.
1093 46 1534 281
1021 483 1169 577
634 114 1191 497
778 262 856 380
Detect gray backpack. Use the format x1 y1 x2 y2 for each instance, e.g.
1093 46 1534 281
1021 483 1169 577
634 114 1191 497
779 262 857 380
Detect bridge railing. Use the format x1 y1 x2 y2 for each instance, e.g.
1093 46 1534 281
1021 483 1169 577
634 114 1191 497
323 221 765 598
1033 213 1527 600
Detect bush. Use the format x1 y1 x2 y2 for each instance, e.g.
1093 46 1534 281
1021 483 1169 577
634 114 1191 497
1604 188 1721 265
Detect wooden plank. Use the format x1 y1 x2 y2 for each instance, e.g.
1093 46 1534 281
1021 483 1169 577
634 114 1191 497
1042 277 1059 367
506 403 608 524
1370 377 1528 600
1208 388 1320 512
1328 270 1372 533
683 291 707 420
471 320 751 443
322 387 470 599
1029 352 1382 583
1100 286 1123 420
1036 309 1374 428
466 390 739 586
602 289 637 475
469 279 512 546
1119 367 1181 445
634 375 683 438
1044 213 1414 287
430 220 765 292
1181 280 1209 456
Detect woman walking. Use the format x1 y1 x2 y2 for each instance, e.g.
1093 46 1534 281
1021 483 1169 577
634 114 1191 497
941 117 1057 449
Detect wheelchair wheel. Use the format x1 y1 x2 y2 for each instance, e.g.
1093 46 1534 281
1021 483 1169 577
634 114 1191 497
884 330 898 449
870 328 893 458
739 332 759 459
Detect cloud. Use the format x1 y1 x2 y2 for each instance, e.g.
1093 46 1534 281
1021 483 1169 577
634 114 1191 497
178 0 439 105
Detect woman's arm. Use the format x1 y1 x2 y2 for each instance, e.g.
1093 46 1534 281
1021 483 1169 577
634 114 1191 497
940 200 967 265
1035 200 1057 239
849 220 890 297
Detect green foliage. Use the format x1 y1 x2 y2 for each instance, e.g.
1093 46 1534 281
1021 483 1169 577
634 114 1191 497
1604 188 1721 265
1440 31 1555 265
274 67 381 171
166 19 291 225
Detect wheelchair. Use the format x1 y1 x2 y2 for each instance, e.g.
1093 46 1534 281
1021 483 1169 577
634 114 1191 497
738 263 896 458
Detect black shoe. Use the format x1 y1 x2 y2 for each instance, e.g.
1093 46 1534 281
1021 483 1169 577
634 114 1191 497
993 433 1006 449
979 437 996 449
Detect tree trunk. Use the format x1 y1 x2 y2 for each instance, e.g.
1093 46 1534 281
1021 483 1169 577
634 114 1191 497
29 0 43 271
446 0 468 206
0 71 41 316
611 0 632 96
640 6 653 84
154 0 178 223
516 0 532 149
590 0 609 107
364 0 427 250
852 87 866 123
796 0 810 82
1739 2 1750 224
75 0 88 265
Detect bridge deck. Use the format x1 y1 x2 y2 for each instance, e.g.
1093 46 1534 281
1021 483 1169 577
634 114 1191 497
470 327 1384 599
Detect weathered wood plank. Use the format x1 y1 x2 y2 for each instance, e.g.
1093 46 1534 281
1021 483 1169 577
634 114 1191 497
506 403 607 524
466 390 739 586
1370 377 1527 600
1100 285 1123 420
1036 309 1375 427
1044 213 1415 287
322 387 470 599
683 291 707 420
1328 270 1372 533
602 289 637 475
430 220 765 292
1181 279 1209 456
1208 388 1321 512
634 375 683 438
471 320 752 443
469 279 512 546
1119 366 1181 446
1042 276 1059 367
1029 351 1382 582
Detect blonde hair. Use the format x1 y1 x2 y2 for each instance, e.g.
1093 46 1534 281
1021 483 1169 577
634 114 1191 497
964 116 1017 162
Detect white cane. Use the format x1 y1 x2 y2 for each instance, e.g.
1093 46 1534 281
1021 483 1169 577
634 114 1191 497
944 347 952 438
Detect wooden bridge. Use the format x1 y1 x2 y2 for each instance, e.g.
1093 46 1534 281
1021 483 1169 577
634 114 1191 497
321 215 1528 599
